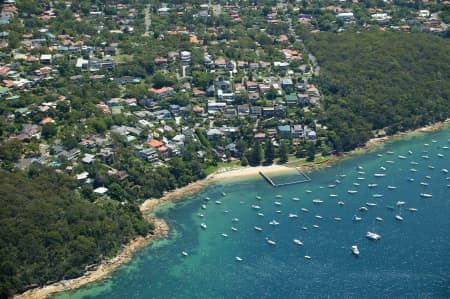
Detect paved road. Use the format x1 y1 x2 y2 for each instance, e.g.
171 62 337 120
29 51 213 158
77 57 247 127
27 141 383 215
143 4 151 36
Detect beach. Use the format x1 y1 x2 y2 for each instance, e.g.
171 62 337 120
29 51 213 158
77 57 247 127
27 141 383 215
15 118 449 299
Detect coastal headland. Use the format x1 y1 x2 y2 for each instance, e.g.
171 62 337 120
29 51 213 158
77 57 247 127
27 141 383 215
15 119 449 299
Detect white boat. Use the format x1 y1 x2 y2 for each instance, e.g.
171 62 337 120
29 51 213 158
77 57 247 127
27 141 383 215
301 208 309 212
386 150 394 155
395 215 404 221
232 218 239 222
366 202 377 207
292 197 300 201
221 192 226 196
254 226 263 232
197 213 204 217
353 182 361 186
437 153 444 158
428 165 435 169
338 201 345 206
257 212 265 217
410 161 419 165
222 233 229 238
329 194 338 197
366 232 381 240
302 226 308 230
420 182 429 186
275 210 282 214
275 194 283 198
251 205 261 209
441 168 449 174
425 175 432 179
368 183 378 188
306 190 312 193
410 168 417 172
235 256 243 262
359 206 368 212
358 166 364 170
215 200 222 205
396 201 406 206
372 194 383 198
334 217 342 221
351 245 360 256
380 166 387 171
201 204 207 209
200 223 207 229
443 146 449 150
421 155 430 159
269 220 280 225
408 208 418 212
204 197 210 201
315 215 323 219
312 199 323 204
288 213 298 218
420 193 432 198
387 185 397 190
312 224 319 228
352 215 362 221
357 177 366 180
348 190 358 194
386 160 395 164
398 155 406 159
274 201 282 206
182 251 188 256
376 217 384 222
231 227 238 231
374 173 386 177
328 184 336 188
377 154 383 157
267 239 276 245
408 150 413 155
304 255 312 259
256 195 262 200
293 239 303 246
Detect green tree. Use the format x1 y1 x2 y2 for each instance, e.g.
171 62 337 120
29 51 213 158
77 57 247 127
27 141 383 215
249 141 262 166
278 141 289 163
264 139 275 165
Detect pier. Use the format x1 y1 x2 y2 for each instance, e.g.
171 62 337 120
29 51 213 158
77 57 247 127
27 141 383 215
259 168 311 187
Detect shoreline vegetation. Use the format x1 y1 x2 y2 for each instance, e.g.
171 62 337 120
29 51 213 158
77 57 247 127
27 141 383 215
15 119 449 299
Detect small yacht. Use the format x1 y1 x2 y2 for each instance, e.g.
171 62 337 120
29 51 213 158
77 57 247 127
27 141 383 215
410 161 419 165
232 218 239 222
315 215 323 219
275 210 282 214
353 182 361 186
255 195 262 200
352 215 362 221
221 233 229 238
386 150 394 155
408 208 418 212
357 177 366 180
302 226 308 230
358 171 365 175
420 193 432 198
201 204 207 210
372 194 383 198
312 199 323 204
386 160 395 164
421 155 430 159
359 206 369 212
292 197 300 201
274 201 282 206
376 217 384 222
329 194 338 197
441 168 449 174
425 175 432 179
328 184 336 188
410 168 417 172
288 213 299 218
254 226 263 232
293 239 303 246
306 190 312 193
221 192 226 196
257 212 265 217
437 153 444 158
275 194 283 198
395 215 404 221
334 217 342 221
368 183 378 188
374 173 386 177
398 155 406 159
408 150 413 155
251 205 261 210
204 197 211 201
197 213 204 218
235 256 243 262
366 202 377 207
301 208 310 212
428 165 435 169
420 182 429 186
366 232 381 240
267 239 276 245
396 201 406 206
380 166 387 171
387 185 397 190
269 220 280 225
351 245 360 256
231 227 238 232
312 224 320 228
200 223 207 229
348 190 358 194
338 201 345 206
304 255 312 260
182 251 188 257
377 154 383 157
215 200 222 205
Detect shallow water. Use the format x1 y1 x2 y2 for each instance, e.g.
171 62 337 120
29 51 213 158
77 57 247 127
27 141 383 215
55 127 450 299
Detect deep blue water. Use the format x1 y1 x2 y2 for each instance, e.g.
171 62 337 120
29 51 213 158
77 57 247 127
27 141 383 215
55 127 450 299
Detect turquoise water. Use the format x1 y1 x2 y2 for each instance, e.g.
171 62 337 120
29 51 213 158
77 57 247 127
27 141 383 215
56 128 450 299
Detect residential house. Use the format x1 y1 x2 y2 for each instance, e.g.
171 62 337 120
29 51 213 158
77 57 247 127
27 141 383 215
148 86 174 98
278 125 291 139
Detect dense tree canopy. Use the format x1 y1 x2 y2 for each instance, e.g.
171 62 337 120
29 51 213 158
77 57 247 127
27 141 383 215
0 167 153 298
305 31 450 152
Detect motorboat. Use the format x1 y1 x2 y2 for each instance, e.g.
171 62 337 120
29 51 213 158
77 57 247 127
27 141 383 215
396 201 406 206
215 200 222 205
328 184 336 188
182 251 188 256
351 245 360 256
275 194 283 198
329 194 338 197
375 217 383 222
266 239 276 245
204 197 210 201
395 215 404 221
231 227 238 231
366 202 377 207
235 256 243 262
315 215 323 219
200 223 207 229
428 165 435 169
374 173 386 177
254 226 263 232
304 255 312 259
201 204 207 210
197 213 204 217
420 193 432 198
288 213 299 218
334 217 342 221
387 185 397 190
274 201 282 206
232 218 239 222
269 220 280 225
442 168 449 174
256 195 262 200
292 197 300 201
301 208 309 212
352 215 362 221
359 206 368 212
353 182 361 186
338 201 345 206
222 233 229 238
293 239 303 246
348 190 358 194
257 212 265 217
302 226 308 230
372 194 383 198
312 199 323 204
368 183 378 188
398 155 406 159
251 204 261 209
366 232 381 240
312 224 319 228
408 208 418 212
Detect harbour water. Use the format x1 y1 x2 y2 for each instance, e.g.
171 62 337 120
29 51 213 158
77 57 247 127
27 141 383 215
55 127 450 299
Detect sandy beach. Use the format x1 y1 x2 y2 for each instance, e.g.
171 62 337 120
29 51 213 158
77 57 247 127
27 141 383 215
15 118 449 299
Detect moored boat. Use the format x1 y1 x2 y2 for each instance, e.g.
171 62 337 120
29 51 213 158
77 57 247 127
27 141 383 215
293 239 303 246
366 231 381 240
351 245 360 256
